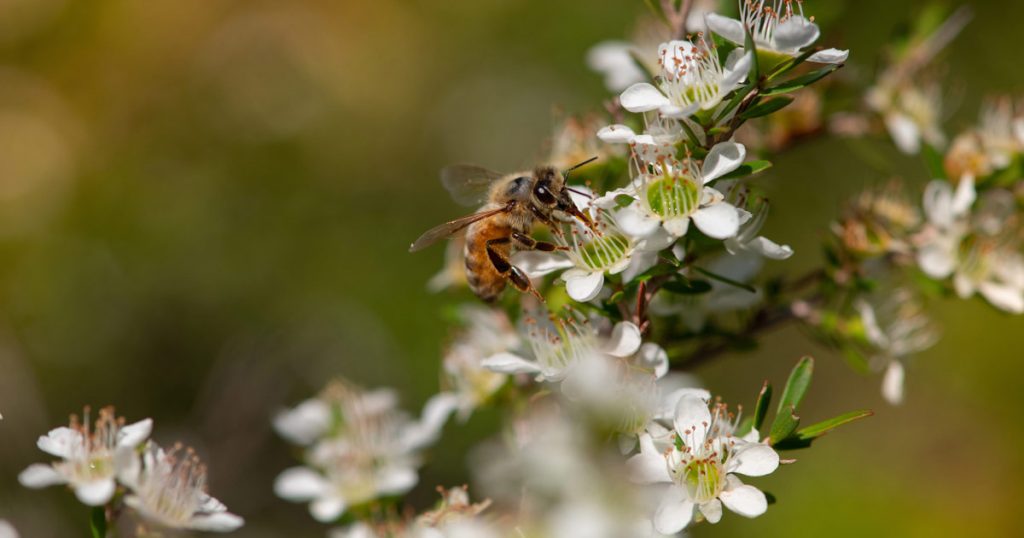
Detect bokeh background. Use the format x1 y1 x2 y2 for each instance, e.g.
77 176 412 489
0 0 1020 536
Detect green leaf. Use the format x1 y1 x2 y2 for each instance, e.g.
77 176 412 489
796 409 873 439
614 194 636 208
717 160 773 180
769 404 800 445
744 25 760 82
753 381 772 432
773 409 873 449
607 290 625 304
694 266 756 293
921 143 947 181
662 279 713 295
90 507 107 538
777 356 814 415
764 491 777 505
735 416 755 438
765 46 828 80
739 96 794 119
762 65 842 96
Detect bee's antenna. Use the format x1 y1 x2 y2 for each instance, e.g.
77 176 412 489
564 156 599 177
566 187 593 199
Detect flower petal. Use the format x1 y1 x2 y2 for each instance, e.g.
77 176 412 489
882 361 905 405
617 205 662 239
916 245 956 279
807 48 848 64
662 217 690 237
117 418 153 448
746 236 794 260
310 496 347 523
37 427 82 459
189 512 245 532
620 83 670 113
721 51 753 91
653 486 694 534
402 392 458 450
727 443 779 477
74 479 116 506
885 113 921 154
674 394 711 447
377 466 418 495
638 343 669 378
274 467 330 501
480 352 542 375
699 498 723 524
705 13 745 45
951 174 976 215
18 464 65 488
720 478 768 518
597 124 637 143
273 399 332 446
606 321 642 357
978 281 1024 314
511 251 573 279
701 142 746 184
626 434 672 483
693 204 740 239
563 269 605 302
772 16 820 52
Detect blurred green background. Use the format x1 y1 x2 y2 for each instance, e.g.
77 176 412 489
0 0 1020 536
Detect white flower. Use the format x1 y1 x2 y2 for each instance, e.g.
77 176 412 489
18 406 152 506
0 520 18 538
587 41 648 92
725 202 793 260
120 441 243 533
618 38 752 119
914 176 1024 313
482 314 644 383
274 381 456 523
627 394 778 533
855 290 939 405
615 142 747 241
706 0 848 64
440 306 516 420
867 82 945 154
653 251 765 332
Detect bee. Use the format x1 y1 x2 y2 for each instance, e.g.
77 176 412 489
410 158 598 302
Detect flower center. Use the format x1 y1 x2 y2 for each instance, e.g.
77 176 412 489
646 174 700 220
677 456 724 503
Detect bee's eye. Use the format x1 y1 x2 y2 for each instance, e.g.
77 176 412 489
533 184 556 205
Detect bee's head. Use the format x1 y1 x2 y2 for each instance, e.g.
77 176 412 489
531 166 594 231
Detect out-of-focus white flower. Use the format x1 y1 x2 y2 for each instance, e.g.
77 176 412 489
706 0 848 64
18 406 152 506
440 307 516 420
915 175 1024 313
653 251 765 332
0 520 18 538
725 202 793 260
618 38 751 119
120 441 243 533
274 381 456 523
587 41 648 92
867 82 945 154
613 142 747 241
628 393 778 533
855 289 939 405
482 314 647 383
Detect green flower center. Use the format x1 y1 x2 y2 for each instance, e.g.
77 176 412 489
681 458 724 503
576 233 631 271
646 175 700 220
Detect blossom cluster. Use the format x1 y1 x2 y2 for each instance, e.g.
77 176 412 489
18 406 243 534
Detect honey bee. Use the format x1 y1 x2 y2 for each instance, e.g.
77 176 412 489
410 158 598 302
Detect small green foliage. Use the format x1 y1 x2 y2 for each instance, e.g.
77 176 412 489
753 381 773 432
773 410 873 450
694 266 756 293
90 507 107 538
769 405 800 444
777 356 814 414
717 160 773 180
740 96 795 119
662 278 713 295
762 65 842 96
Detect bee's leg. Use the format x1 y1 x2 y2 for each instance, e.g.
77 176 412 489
486 237 545 302
511 232 568 252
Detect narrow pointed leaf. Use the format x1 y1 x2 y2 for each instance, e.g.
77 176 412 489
773 409 873 450
753 381 772 431
762 65 842 96
739 96 794 119
90 507 107 538
769 404 799 445
694 267 756 293
745 26 759 82
718 160 773 180
777 356 814 414
663 279 713 295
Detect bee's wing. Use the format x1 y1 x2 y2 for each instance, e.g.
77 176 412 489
441 164 504 206
409 205 511 252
